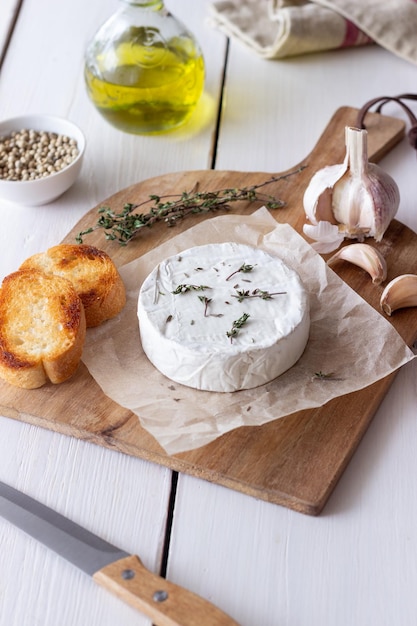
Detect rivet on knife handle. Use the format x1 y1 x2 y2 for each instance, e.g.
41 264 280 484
93 554 239 626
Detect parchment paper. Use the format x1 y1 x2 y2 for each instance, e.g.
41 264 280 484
81 208 416 454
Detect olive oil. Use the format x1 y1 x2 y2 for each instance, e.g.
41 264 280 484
85 37 205 134
84 0 205 135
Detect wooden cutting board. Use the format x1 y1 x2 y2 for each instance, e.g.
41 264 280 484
1 106 416 515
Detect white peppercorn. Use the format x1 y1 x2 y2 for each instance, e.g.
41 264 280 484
0 129 79 181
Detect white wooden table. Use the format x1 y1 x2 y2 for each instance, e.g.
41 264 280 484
1 1 417 624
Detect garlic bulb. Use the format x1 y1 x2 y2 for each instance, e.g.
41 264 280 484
303 126 400 252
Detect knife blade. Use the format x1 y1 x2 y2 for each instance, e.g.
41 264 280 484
0 480 239 625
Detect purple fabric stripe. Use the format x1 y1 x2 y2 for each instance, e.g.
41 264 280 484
341 19 373 48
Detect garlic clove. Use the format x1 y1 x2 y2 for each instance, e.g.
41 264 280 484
380 274 417 315
303 163 346 224
327 243 387 284
365 164 401 241
303 126 400 244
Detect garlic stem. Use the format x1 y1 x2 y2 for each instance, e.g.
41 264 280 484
346 126 367 176
333 128 371 233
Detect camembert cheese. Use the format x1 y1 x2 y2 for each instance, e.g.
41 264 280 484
137 242 310 392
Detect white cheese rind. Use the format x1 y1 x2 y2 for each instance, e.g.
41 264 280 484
137 242 310 392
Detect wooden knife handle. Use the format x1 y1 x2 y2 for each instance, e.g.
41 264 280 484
93 554 240 625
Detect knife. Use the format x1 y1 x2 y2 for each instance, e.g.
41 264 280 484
0 480 239 625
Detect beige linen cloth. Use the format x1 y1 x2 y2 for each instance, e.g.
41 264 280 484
209 0 417 64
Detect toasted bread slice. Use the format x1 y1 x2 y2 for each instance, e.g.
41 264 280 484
0 269 86 389
20 244 126 327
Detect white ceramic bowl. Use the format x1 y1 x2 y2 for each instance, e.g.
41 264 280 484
0 114 85 206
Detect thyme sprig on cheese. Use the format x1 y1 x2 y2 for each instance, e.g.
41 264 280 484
232 288 287 302
226 313 250 343
225 263 256 281
198 295 212 317
172 284 211 294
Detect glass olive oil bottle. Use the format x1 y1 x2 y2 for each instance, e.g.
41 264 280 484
84 0 205 134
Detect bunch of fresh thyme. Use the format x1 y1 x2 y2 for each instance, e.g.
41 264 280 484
76 168 305 246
